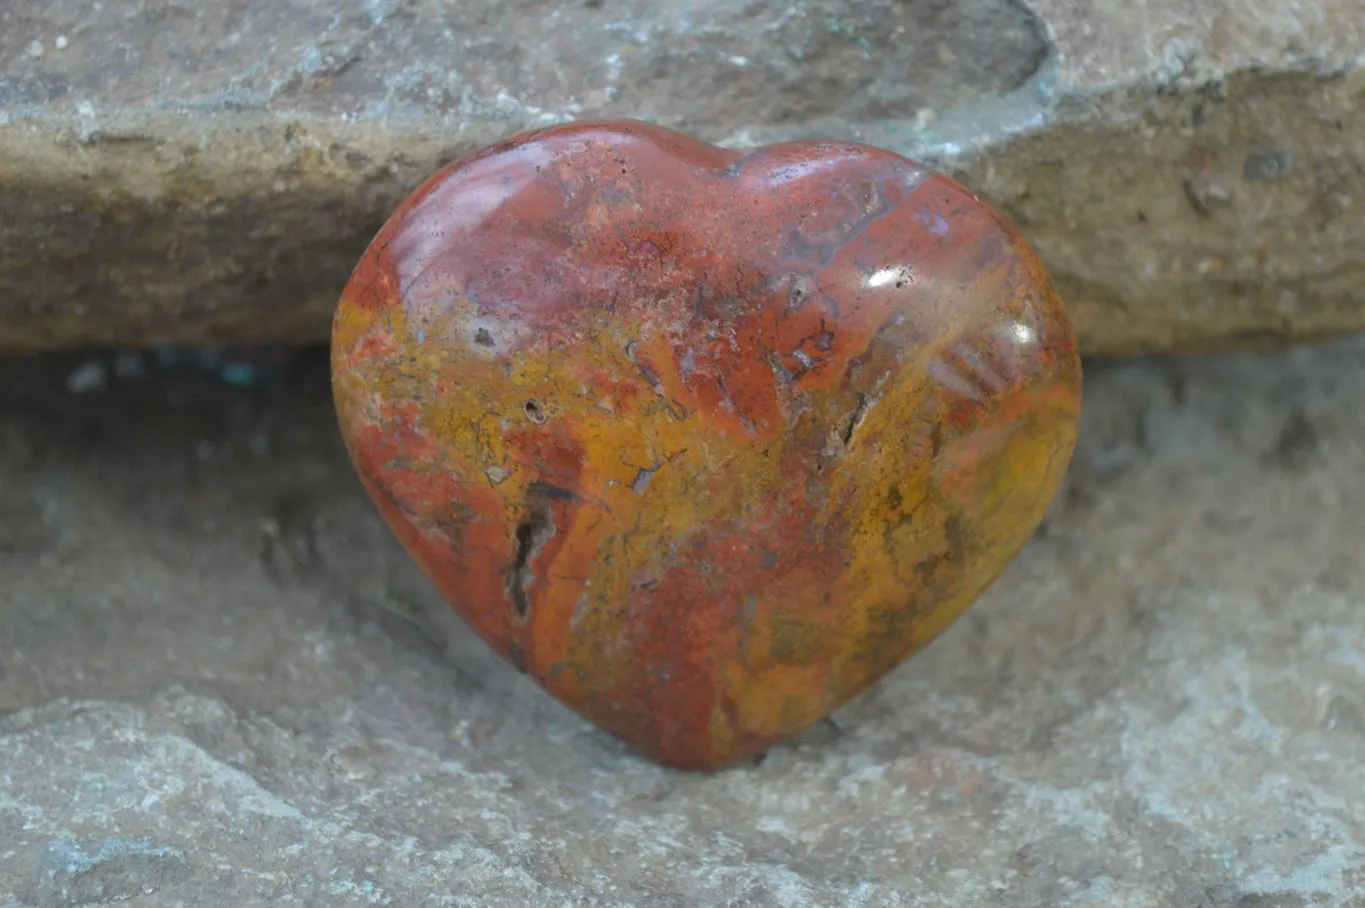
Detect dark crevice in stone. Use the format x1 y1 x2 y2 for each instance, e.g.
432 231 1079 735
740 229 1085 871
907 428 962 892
508 500 556 621
836 392 871 449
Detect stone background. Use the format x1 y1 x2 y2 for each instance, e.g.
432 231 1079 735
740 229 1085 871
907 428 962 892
2 0 1364 354
4 0 1365 905
2 336 1363 906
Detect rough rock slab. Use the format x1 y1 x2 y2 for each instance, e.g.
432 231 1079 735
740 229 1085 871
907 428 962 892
2 331 1365 904
1 0 1363 355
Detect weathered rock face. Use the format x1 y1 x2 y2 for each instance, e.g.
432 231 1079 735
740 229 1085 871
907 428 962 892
0 0 1362 354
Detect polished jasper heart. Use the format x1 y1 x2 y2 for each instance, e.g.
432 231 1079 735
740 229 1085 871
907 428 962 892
331 119 1081 770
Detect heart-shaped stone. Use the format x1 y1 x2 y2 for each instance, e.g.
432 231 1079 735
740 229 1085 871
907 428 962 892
331 119 1081 770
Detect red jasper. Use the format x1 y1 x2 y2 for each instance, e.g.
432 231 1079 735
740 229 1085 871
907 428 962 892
331 119 1081 770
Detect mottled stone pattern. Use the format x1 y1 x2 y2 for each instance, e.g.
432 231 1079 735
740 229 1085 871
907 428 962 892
28 838 191 908
332 121 1080 768
1 338 1363 905
2 0 1364 353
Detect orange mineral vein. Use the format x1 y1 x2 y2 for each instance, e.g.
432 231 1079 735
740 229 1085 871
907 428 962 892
331 119 1082 770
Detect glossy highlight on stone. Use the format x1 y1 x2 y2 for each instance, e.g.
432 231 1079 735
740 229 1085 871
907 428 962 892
331 119 1082 770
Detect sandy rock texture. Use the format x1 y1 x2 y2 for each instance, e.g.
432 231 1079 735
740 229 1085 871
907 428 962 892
1 333 1363 905
0 0 1362 354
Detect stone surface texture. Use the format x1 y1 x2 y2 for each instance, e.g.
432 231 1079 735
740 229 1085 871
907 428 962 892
2 333 1364 904
1 0 1363 354
332 119 1081 769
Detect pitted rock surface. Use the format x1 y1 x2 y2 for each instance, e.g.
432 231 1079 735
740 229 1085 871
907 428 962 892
1 336 1363 904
